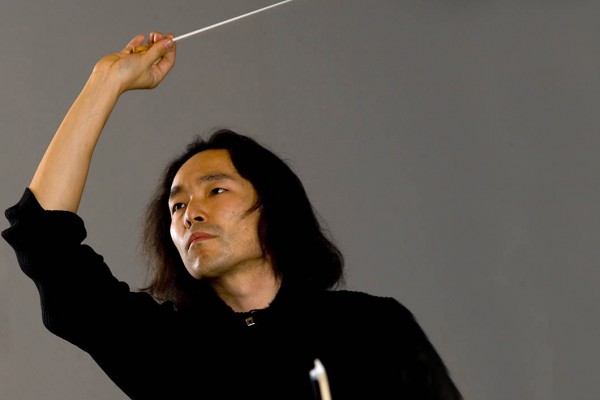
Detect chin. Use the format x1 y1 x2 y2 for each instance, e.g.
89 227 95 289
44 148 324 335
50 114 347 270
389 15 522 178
184 263 205 280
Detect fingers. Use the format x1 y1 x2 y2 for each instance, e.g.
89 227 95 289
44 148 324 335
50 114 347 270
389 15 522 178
130 31 174 54
123 32 175 89
123 33 146 54
102 31 176 92
149 31 163 44
125 32 168 54
146 33 175 59
147 34 177 80
142 31 161 51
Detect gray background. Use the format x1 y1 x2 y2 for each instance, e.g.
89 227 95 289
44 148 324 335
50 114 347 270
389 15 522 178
1 0 599 399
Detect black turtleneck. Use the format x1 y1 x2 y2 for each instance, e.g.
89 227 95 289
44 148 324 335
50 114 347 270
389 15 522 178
2 188 463 400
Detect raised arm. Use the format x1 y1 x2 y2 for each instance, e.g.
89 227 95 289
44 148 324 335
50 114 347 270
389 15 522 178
29 32 176 212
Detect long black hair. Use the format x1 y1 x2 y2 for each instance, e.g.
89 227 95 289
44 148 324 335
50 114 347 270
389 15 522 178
140 129 344 306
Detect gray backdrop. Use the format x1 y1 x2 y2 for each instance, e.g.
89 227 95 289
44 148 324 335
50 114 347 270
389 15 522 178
1 0 599 399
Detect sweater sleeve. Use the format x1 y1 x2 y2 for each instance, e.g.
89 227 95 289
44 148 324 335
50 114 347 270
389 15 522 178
3 187 179 399
2 187 88 280
1 188 164 350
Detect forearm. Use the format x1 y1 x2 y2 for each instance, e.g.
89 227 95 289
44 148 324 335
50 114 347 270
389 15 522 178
29 73 121 212
28 32 175 212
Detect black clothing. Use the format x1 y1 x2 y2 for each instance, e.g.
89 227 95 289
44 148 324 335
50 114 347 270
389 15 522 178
2 188 463 400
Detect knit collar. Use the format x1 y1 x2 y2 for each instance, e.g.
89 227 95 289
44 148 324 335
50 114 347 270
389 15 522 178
178 277 315 324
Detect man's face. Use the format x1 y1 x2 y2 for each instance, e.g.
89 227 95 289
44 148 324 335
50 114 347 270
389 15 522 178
169 149 265 280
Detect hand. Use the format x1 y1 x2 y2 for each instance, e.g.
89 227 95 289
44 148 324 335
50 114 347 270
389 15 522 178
91 31 176 94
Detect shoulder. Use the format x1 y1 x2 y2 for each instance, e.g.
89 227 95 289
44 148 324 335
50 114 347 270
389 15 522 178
315 289 415 323
307 290 436 358
313 290 444 363
319 289 406 307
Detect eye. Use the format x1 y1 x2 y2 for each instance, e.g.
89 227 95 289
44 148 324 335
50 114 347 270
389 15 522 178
171 202 186 214
209 187 227 196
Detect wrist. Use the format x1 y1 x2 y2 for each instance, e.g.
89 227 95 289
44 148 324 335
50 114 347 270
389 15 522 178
87 62 125 98
73 69 122 119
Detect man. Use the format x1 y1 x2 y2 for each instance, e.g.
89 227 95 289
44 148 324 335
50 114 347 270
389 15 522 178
2 32 463 399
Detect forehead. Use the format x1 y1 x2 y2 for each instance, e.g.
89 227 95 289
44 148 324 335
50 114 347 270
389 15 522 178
179 149 232 173
171 149 245 188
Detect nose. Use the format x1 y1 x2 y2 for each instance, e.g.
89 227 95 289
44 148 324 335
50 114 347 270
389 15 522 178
183 199 206 229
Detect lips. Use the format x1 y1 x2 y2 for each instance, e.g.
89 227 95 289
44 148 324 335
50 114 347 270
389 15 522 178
186 231 216 250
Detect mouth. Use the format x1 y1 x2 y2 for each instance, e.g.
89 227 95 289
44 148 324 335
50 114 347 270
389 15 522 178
186 231 216 250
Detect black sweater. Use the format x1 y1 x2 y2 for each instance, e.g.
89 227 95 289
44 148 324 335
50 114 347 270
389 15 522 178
2 188 463 400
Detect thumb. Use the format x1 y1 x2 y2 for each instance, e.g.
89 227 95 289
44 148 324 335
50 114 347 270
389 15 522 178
143 35 175 61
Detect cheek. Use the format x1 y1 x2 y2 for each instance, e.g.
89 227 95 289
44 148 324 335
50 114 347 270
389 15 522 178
239 212 262 247
169 223 184 252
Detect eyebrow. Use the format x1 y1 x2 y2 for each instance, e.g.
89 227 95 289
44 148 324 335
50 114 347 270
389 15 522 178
169 173 235 199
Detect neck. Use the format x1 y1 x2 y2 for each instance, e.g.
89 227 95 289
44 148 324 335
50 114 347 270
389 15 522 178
209 264 281 313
